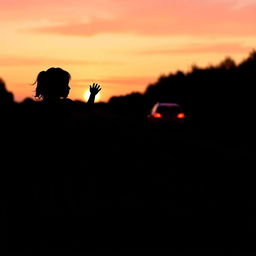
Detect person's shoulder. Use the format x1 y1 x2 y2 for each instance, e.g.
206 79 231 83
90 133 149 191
53 98 74 108
61 98 73 104
64 98 73 103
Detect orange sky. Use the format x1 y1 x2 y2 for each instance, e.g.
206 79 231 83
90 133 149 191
0 0 256 102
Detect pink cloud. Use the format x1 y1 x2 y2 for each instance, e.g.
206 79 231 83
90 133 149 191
0 0 125 22
1 0 256 36
25 2 256 37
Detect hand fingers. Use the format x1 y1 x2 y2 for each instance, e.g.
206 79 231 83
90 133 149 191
94 84 101 89
90 83 101 91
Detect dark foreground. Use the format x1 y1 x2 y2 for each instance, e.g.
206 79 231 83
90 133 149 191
1 103 256 254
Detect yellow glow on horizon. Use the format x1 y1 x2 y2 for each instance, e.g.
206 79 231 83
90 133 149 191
83 89 101 103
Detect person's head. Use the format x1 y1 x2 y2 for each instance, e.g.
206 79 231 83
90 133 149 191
34 67 71 101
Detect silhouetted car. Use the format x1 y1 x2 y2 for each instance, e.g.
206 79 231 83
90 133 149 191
147 102 185 125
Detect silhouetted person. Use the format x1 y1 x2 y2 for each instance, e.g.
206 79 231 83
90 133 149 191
29 67 102 146
0 78 14 104
33 67 101 104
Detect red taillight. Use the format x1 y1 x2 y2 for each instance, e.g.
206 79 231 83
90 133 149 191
152 113 162 118
177 113 185 119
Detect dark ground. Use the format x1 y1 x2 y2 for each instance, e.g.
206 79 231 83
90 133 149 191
1 103 256 254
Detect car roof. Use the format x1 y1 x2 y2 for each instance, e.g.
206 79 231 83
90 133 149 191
155 102 180 107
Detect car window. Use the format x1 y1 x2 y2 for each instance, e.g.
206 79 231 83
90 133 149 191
157 106 181 114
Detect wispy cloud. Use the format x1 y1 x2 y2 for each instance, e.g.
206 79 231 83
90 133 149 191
25 3 256 37
137 43 253 55
233 0 256 9
0 55 96 66
201 0 256 9
26 19 255 37
0 0 118 22
73 76 156 87
0 0 255 37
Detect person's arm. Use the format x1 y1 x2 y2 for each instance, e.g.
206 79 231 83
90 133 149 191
87 83 101 104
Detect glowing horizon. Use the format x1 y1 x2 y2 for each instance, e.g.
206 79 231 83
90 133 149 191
1 0 256 102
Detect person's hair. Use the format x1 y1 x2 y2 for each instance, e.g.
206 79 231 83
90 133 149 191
33 67 71 100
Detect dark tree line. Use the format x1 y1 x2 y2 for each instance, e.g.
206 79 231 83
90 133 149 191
109 50 256 141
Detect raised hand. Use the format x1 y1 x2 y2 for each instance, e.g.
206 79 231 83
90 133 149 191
87 83 102 104
90 83 101 96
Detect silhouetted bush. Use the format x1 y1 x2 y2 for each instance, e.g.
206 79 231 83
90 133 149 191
108 50 256 143
0 78 14 104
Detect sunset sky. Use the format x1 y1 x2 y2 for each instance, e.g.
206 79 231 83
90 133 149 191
0 0 256 102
